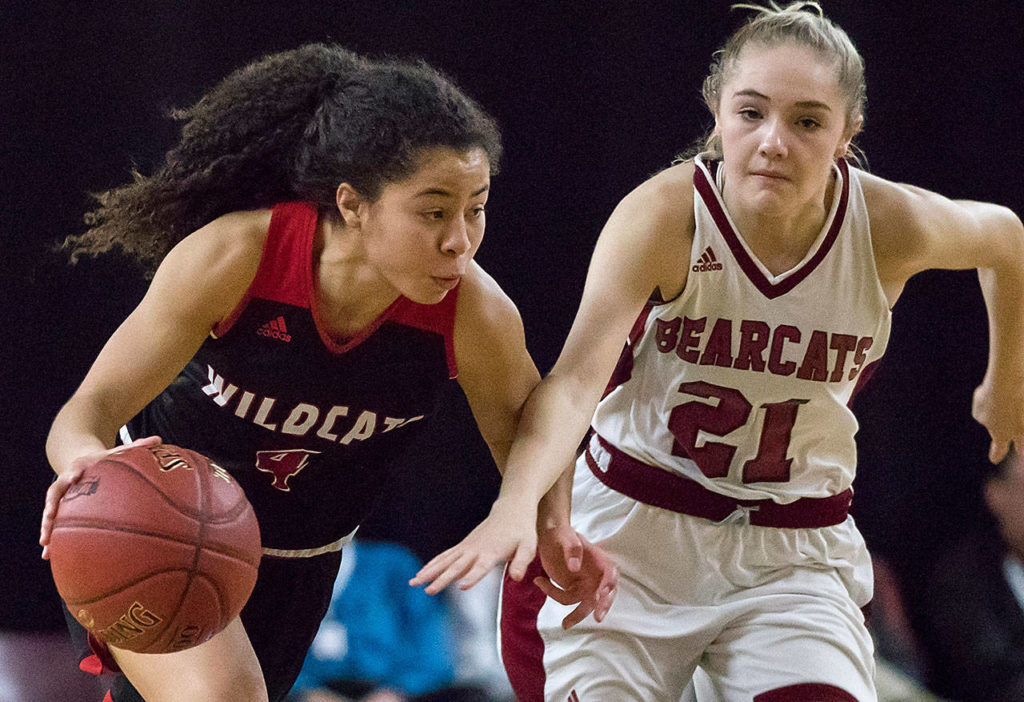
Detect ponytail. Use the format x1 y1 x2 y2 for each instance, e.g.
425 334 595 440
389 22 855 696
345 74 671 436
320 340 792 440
68 44 364 270
69 43 501 273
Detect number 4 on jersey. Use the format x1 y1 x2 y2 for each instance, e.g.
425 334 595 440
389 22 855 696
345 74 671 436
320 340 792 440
667 381 808 483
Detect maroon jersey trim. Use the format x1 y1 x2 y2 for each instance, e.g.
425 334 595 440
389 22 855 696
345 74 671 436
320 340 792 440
693 159 850 300
847 358 881 407
754 683 858 701
500 558 548 702
312 295 403 355
603 298 658 398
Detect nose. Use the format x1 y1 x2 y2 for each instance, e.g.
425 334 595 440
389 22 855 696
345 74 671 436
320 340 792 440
758 118 788 159
441 217 472 257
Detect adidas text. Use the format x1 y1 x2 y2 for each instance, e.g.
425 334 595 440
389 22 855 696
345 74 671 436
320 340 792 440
692 261 723 272
257 316 292 342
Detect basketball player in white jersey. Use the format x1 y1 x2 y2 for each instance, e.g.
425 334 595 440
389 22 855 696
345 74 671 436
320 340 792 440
413 3 1024 699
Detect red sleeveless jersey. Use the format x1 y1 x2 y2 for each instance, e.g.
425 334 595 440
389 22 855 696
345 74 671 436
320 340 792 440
126 202 459 551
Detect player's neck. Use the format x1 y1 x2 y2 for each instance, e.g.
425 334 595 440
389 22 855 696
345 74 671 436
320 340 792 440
313 216 401 339
724 176 834 276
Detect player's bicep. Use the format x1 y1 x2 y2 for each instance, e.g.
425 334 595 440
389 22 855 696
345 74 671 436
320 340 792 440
72 212 267 424
550 180 691 394
454 264 541 466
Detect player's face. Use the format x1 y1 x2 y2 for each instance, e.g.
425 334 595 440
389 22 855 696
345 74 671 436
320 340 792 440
360 147 490 304
715 41 856 219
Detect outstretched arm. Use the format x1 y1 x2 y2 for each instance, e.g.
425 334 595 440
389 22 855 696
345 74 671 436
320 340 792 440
412 162 696 625
867 174 1024 461
412 260 541 592
41 210 270 554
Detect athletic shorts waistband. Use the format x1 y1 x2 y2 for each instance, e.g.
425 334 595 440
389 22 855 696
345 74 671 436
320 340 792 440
261 526 359 558
585 434 852 528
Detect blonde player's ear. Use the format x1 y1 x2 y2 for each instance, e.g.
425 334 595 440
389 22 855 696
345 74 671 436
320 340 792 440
836 115 864 160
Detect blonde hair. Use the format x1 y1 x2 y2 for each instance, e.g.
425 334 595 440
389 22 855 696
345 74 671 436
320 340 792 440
699 2 866 160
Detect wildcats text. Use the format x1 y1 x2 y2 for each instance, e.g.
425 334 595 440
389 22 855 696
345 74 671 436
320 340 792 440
200 365 424 444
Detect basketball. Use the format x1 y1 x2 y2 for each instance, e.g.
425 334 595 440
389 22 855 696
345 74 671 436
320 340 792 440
48 443 261 654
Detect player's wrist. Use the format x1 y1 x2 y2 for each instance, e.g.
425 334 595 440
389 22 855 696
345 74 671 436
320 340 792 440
488 493 538 524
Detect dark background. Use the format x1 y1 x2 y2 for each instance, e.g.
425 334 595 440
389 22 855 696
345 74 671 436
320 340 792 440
2 0 1021 666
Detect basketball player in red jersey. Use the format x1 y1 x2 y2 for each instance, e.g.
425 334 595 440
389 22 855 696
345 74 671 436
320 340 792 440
413 3 1024 699
39 45 615 702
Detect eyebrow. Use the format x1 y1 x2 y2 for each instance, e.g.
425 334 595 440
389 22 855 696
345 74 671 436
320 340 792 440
733 89 832 112
415 184 490 198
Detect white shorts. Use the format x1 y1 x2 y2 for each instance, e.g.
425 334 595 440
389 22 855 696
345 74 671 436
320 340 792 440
501 439 876 702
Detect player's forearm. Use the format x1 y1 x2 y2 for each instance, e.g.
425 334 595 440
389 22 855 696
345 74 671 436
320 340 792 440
978 210 1024 384
45 394 121 475
493 371 599 511
537 462 575 530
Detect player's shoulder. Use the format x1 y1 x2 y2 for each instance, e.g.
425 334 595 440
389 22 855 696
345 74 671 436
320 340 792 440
198 209 274 250
622 159 696 220
156 209 274 306
173 209 273 270
598 160 697 280
604 159 697 250
455 261 523 337
856 169 935 229
855 169 937 261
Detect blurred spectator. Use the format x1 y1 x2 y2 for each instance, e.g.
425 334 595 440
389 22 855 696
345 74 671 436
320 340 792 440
917 444 1024 700
288 539 502 702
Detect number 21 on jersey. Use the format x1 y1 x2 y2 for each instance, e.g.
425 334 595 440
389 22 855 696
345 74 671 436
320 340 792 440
668 381 808 483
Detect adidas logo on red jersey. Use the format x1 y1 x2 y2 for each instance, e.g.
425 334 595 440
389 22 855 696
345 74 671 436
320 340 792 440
691 246 723 272
257 316 292 342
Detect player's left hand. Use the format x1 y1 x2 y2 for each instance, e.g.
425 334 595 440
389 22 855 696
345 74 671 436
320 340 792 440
534 524 617 629
972 374 1024 463
410 496 538 595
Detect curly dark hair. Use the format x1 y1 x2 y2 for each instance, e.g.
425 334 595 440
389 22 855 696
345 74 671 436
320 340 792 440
66 43 502 272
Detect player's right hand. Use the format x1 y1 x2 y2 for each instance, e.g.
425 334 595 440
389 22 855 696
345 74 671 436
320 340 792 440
409 496 538 594
972 374 1024 464
40 435 162 558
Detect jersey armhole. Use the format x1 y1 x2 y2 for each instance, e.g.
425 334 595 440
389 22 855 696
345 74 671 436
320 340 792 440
212 203 315 338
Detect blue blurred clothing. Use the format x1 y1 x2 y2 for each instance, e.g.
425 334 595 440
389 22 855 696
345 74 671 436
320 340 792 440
292 540 456 697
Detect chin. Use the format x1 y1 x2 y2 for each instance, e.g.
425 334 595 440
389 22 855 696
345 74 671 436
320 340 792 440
745 189 792 216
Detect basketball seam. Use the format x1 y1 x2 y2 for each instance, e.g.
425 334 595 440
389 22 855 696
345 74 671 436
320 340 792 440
100 456 251 523
51 523 261 564
192 459 231 627
195 572 231 627
62 567 214 606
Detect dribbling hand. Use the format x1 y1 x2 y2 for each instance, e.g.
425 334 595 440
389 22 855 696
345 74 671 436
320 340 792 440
40 435 162 559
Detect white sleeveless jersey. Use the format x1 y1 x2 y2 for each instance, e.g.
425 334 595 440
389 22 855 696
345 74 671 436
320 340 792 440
591 155 891 502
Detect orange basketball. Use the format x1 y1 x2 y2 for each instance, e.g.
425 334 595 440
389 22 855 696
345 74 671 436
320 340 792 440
49 443 261 653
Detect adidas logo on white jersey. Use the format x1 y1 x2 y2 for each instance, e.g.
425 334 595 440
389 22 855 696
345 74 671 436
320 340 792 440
692 246 723 272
